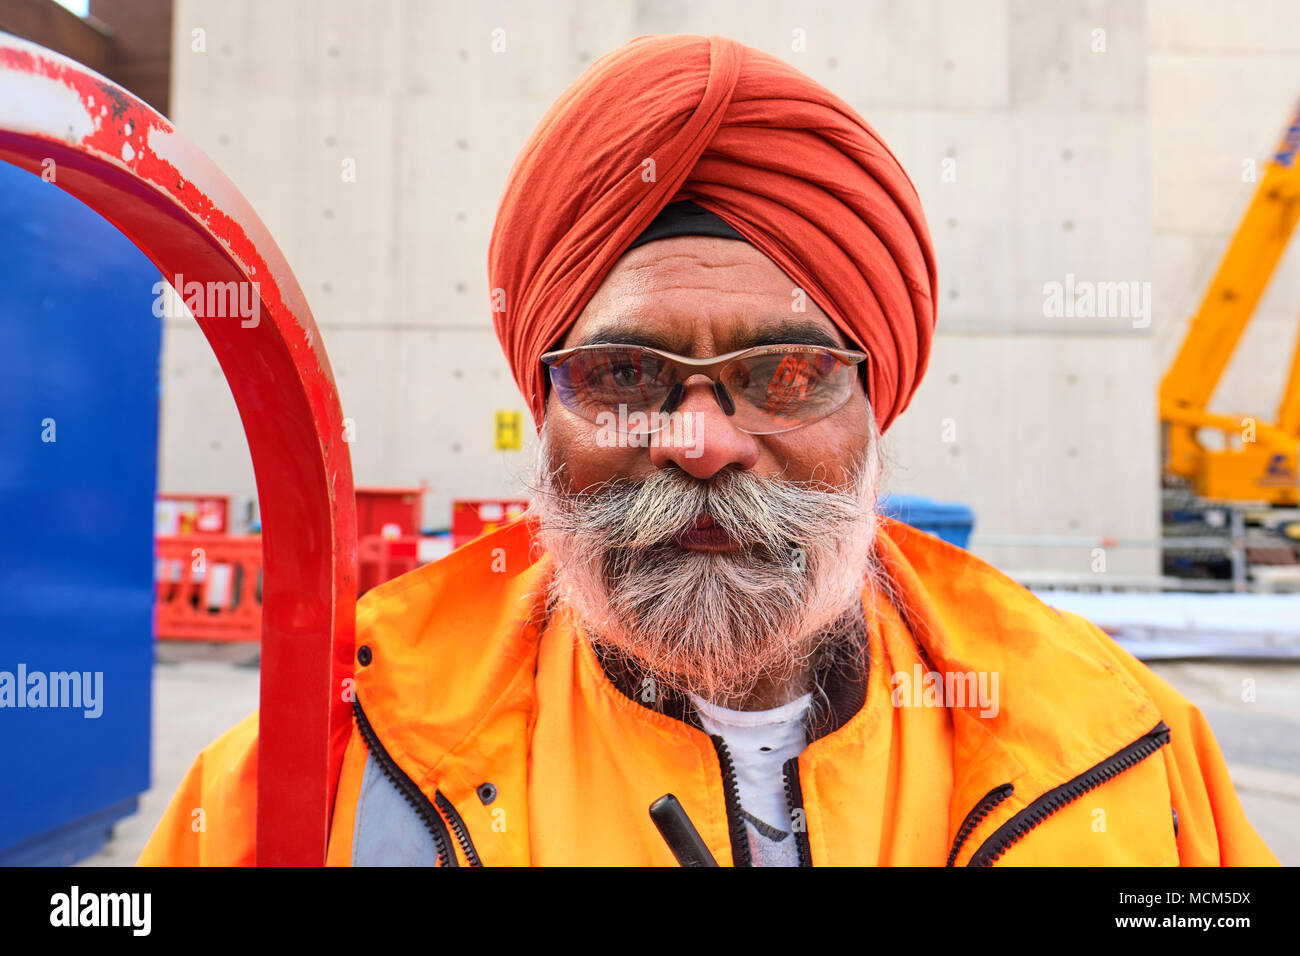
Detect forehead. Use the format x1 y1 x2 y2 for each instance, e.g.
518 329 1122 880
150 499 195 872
559 236 848 354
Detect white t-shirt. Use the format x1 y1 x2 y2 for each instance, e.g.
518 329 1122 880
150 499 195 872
688 691 813 866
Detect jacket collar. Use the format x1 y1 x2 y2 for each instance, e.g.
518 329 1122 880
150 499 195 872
591 625 869 742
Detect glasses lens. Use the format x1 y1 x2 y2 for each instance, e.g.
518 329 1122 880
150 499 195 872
549 346 676 428
722 348 856 434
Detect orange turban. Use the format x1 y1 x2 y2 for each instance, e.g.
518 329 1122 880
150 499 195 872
488 33 937 434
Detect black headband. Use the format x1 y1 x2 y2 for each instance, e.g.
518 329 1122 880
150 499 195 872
627 200 747 250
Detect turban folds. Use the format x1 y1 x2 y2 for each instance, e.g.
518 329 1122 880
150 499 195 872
488 33 937 434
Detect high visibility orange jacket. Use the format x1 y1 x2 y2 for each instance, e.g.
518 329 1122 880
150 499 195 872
138 515 1279 866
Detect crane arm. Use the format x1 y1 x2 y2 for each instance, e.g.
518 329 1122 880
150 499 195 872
1160 98 1300 427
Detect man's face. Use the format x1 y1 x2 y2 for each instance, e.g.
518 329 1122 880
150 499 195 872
532 236 884 707
543 236 874 494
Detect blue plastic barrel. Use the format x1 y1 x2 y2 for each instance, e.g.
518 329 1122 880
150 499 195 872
878 494 975 549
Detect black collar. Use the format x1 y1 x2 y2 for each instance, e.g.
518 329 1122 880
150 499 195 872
590 620 870 742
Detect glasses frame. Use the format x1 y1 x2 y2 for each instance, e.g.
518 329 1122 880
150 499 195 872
539 342 871 436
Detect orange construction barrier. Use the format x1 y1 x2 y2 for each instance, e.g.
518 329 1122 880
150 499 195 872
452 499 530 549
356 487 425 594
357 534 421 597
155 535 263 642
156 493 231 535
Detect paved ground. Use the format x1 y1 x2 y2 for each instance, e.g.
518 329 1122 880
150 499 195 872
78 643 261 866
82 647 1300 866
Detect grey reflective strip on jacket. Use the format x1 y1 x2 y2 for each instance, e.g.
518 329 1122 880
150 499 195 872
351 752 441 866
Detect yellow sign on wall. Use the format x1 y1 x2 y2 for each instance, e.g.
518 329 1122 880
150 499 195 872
495 411 523 451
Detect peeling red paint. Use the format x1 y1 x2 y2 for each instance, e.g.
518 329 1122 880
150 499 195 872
0 43 302 345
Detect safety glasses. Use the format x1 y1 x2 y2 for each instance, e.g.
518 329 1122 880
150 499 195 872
539 343 869 436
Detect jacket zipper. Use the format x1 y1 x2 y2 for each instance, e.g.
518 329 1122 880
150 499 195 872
950 721 1172 867
710 736 753 867
782 757 813 868
434 792 482 867
945 783 1014 867
710 736 813 867
351 696 483 867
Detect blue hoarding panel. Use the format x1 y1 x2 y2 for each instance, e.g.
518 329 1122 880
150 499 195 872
0 160 159 862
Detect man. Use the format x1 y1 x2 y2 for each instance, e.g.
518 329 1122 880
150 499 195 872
140 34 1277 866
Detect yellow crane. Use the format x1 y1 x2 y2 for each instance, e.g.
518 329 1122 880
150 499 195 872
1160 96 1300 507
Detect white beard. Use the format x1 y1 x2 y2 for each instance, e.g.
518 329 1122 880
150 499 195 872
530 422 887 705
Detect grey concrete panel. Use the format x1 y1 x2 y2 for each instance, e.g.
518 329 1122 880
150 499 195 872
1009 0 1147 112
1150 0 1300 55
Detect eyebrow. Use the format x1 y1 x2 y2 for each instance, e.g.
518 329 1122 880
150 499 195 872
571 325 678 351
742 321 843 350
571 318 844 352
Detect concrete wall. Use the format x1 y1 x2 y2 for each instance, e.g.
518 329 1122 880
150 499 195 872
159 0 1296 574
856 0 1159 576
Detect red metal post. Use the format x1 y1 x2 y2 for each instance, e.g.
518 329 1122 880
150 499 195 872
0 33 356 864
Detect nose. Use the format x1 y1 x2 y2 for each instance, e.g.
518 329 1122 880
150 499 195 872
648 377 760 479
